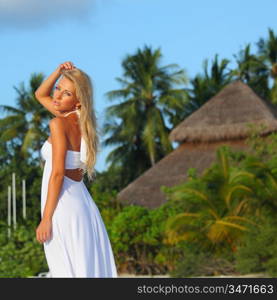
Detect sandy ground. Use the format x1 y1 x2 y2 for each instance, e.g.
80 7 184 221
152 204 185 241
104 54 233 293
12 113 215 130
118 273 269 278
30 272 269 278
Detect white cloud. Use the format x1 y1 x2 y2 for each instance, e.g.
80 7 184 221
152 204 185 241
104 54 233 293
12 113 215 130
0 0 94 30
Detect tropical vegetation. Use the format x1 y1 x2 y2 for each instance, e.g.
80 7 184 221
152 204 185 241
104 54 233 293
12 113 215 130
1 28 277 277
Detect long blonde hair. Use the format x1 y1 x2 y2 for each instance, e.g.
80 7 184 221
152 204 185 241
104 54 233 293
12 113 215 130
61 68 99 181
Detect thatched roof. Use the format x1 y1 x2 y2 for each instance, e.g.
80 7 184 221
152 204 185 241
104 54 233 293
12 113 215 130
169 80 277 143
117 81 277 208
117 140 250 209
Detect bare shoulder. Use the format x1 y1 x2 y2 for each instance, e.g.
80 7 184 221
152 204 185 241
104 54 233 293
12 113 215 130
49 116 65 125
49 117 66 132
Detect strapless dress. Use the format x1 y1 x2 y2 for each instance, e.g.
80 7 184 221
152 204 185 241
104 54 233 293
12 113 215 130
40 139 117 278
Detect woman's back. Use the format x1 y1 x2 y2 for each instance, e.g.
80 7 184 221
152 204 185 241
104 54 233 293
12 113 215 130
48 111 84 182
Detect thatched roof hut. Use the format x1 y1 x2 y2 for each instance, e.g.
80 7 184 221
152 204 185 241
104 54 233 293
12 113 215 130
169 80 277 143
117 80 277 209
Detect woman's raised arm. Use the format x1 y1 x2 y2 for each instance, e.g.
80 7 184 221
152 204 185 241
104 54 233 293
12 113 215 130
34 62 75 117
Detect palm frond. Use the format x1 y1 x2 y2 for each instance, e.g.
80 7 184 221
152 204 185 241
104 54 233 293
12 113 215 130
225 184 253 208
216 220 248 231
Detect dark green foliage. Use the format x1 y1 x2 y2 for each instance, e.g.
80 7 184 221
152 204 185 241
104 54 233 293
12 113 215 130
109 203 183 274
235 211 277 277
0 220 47 278
87 172 125 239
102 45 187 185
185 54 233 118
162 145 258 255
170 242 236 277
162 127 277 277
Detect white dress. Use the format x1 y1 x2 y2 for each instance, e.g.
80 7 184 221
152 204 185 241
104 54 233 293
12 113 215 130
40 139 118 278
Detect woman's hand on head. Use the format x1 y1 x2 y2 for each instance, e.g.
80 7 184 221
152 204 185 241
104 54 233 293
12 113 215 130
57 61 76 74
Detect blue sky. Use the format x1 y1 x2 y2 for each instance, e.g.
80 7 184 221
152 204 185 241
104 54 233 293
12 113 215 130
1 0 277 172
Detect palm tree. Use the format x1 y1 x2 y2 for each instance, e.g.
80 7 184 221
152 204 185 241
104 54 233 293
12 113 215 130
231 44 268 98
257 28 277 104
102 45 188 183
0 73 52 165
184 54 232 118
163 146 257 253
241 154 277 213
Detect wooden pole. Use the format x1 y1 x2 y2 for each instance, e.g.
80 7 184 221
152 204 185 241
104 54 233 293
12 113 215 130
12 172 16 230
8 185 11 238
22 179 26 219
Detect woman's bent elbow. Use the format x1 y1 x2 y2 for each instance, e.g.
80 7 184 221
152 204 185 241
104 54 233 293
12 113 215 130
34 91 41 99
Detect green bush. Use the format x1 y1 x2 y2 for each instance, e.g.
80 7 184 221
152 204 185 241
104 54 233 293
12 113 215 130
170 242 236 277
235 211 277 277
0 220 47 278
109 203 184 275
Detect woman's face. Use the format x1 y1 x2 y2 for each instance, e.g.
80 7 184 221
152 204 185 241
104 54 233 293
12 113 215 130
53 76 80 112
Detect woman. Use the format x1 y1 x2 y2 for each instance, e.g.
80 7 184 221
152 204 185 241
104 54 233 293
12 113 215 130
35 61 117 278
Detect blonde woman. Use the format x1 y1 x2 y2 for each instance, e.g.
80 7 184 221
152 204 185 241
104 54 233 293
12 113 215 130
35 61 117 278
